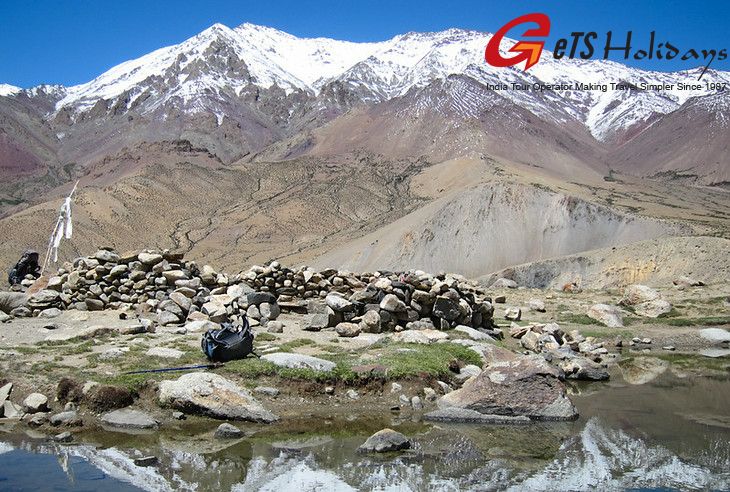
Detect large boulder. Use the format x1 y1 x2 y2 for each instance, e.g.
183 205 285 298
586 304 624 328
0 292 29 314
437 346 577 421
620 285 673 318
158 373 278 423
634 299 673 318
621 284 662 305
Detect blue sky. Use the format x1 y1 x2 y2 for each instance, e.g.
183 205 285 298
1 0 728 87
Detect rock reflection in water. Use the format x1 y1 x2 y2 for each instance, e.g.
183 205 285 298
1 373 729 491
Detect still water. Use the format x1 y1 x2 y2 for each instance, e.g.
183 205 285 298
1 368 729 491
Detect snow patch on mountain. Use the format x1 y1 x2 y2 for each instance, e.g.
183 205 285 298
0 84 21 96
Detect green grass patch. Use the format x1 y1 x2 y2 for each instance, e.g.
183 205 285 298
15 346 39 354
379 343 482 379
278 338 317 353
639 316 730 327
558 313 602 326
255 333 278 342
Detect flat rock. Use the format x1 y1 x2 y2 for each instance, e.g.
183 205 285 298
261 353 336 372
101 408 159 430
146 347 184 359
424 407 531 424
391 329 448 344
699 328 730 344
358 428 411 453
185 320 220 333
158 372 278 423
453 325 493 341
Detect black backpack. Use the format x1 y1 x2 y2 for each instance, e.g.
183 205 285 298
201 319 258 362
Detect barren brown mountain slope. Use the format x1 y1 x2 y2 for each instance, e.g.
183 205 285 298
483 235 730 289
3 138 726 287
608 92 730 186
256 75 608 183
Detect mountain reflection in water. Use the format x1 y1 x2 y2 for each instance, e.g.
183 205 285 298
1 371 728 491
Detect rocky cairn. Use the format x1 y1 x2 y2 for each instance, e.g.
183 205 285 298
5 248 497 338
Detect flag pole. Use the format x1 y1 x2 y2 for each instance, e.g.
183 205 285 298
41 180 80 275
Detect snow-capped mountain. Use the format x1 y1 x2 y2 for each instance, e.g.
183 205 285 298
2 21 730 200
28 22 727 143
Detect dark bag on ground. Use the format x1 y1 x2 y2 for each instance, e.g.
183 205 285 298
201 319 257 362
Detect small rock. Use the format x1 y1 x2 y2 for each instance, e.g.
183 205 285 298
50 410 82 427
22 393 49 414
346 389 359 400
358 429 411 453
266 321 284 333
528 299 546 312
325 293 354 312
423 388 438 402
504 307 521 321
54 431 73 443
324 386 335 395
411 396 423 410
436 381 452 394
662 345 676 351
380 294 407 313
215 423 244 439
253 386 280 397
133 456 159 467
172 411 186 420
390 382 402 393
0 382 13 404
39 308 62 318
335 322 361 338
3 401 23 419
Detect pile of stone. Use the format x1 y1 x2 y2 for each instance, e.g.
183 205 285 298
509 322 609 380
294 270 497 335
7 248 281 329
5 249 496 335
